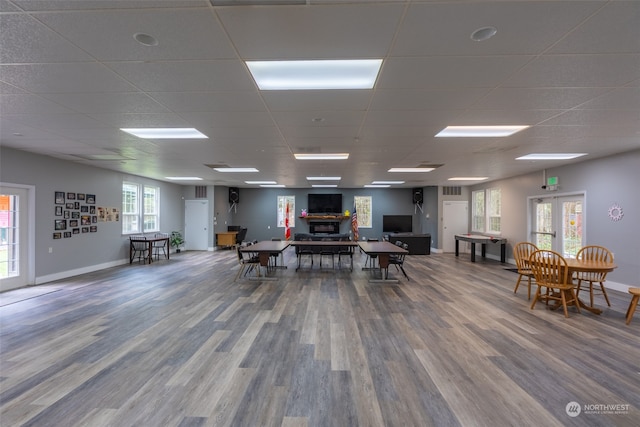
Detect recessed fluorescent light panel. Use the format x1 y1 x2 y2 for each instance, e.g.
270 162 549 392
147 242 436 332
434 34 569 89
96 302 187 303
165 177 203 181
371 181 405 185
213 167 259 172
311 184 338 188
307 176 341 181
365 185 390 188
295 153 349 160
516 153 588 160
435 125 529 137
120 128 207 139
260 184 286 188
245 181 277 185
246 59 382 90
448 177 488 181
388 168 434 173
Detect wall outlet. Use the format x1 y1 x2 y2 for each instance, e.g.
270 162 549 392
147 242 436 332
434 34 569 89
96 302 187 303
48 247 53 253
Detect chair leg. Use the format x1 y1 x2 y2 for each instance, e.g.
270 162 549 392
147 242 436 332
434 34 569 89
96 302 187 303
600 281 611 306
514 274 523 293
527 275 532 300
625 295 639 325
530 286 542 310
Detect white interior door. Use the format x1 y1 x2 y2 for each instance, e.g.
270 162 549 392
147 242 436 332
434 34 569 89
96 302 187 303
0 186 30 291
184 200 209 251
442 201 468 253
530 194 584 258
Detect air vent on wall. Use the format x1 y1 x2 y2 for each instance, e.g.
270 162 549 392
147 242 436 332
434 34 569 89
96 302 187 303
195 186 207 199
442 186 462 196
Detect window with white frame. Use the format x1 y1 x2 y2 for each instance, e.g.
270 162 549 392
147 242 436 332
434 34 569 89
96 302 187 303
471 190 485 232
277 195 295 228
122 182 160 234
487 187 501 233
354 196 372 228
471 188 501 234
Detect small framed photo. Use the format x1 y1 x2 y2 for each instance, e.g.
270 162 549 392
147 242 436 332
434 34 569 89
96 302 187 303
66 202 75 209
81 215 91 226
74 202 80 210
64 210 70 219
82 227 89 233
69 219 78 227
55 191 65 204
81 206 89 213
53 232 62 239
55 206 63 216
63 231 72 238
89 206 96 214
86 194 95 204
90 226 97 232
92 216 97 223
72 211 80 219
72 228 80 234
67 192 76 200
77 193 85 200
54 219 67 230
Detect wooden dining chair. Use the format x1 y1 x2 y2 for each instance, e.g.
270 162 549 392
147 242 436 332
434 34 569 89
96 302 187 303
575 245 613 307
625 288 640 325
529 250 580 318
513 242 538 300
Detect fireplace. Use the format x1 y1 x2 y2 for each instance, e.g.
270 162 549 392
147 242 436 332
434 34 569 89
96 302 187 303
309 221 340 234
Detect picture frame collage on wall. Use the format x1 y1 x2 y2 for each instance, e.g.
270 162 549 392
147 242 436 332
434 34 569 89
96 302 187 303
53 191 98 239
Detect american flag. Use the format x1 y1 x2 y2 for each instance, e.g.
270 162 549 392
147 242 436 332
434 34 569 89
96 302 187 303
284 202 291 240
351 203 359 241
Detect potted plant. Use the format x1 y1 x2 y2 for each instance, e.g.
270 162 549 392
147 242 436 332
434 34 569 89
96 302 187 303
170 231 185 253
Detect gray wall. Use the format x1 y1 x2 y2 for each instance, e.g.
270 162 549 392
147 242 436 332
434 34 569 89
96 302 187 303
1 147 184 282
469 149 640 285
214 187 432 243
2 145 637 287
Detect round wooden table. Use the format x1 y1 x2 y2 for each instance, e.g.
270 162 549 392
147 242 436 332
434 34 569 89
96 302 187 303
565 258 617 315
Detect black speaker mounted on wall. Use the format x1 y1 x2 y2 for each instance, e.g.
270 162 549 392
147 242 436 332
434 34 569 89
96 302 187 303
229 187 239 204
413 188 423 205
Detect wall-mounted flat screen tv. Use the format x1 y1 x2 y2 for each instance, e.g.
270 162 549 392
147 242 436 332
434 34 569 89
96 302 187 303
308 193 342 214
382 215 413 233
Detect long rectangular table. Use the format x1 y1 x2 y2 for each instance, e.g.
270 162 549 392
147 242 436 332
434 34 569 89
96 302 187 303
455 234 507 263
358 241 409 282
239 241 291 280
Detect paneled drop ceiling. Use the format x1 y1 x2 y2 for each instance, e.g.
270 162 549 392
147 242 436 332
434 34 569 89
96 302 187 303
1 0 639 188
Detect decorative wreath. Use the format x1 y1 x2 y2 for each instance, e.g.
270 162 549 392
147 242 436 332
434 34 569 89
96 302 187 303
608 203 624 222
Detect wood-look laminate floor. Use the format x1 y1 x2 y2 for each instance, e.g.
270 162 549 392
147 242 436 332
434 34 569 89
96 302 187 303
1 250 638 427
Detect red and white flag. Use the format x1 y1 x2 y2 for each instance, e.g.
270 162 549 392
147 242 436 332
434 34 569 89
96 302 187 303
284 202 291 240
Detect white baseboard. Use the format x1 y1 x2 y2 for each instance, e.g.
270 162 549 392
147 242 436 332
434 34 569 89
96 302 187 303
35 258 129 285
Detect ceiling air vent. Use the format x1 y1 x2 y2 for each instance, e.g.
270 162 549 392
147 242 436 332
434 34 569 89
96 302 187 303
442 186 462 196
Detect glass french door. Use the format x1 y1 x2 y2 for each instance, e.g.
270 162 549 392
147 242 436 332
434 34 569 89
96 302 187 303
0 186 29 291
530 194 584 258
